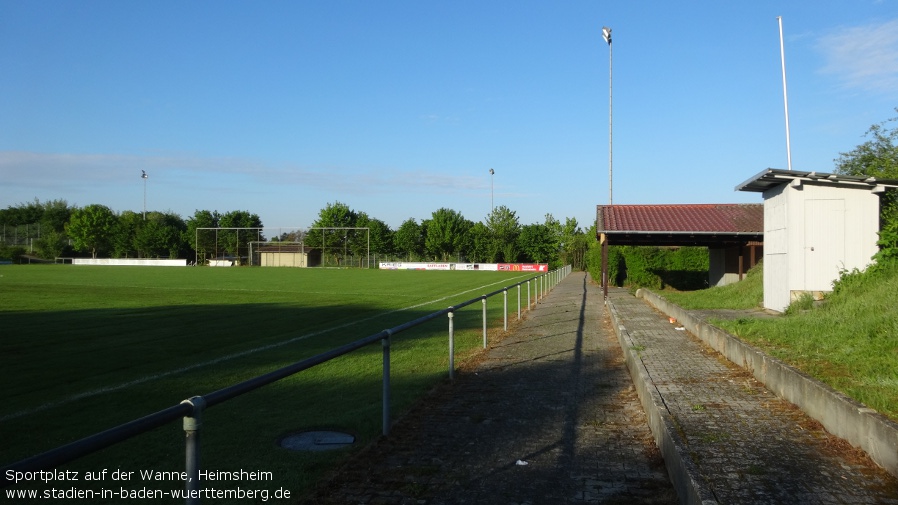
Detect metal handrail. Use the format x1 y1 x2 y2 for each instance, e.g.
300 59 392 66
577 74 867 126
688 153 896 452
2 266 572 501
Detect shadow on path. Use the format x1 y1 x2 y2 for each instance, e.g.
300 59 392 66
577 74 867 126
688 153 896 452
300 272 676 504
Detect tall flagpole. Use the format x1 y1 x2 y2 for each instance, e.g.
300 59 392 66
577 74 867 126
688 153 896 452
602 26 613 205
777 16 793 171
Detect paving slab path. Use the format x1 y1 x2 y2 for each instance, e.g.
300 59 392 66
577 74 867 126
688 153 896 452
607 287 898 504
300 273 898 504
300 272 676 504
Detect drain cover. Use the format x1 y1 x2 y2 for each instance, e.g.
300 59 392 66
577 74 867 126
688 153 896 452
279 431 355 451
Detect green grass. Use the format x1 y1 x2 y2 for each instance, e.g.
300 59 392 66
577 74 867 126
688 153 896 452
661 263 764 310
659 263 898 421
0 265 536 502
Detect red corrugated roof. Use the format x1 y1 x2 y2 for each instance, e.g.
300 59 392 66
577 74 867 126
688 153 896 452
597 204 763 233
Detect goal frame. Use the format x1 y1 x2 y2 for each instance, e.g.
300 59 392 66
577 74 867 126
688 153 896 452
305 227 370 268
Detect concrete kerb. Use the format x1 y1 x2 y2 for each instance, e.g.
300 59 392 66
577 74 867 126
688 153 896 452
605 299 718 505
636 288 898 480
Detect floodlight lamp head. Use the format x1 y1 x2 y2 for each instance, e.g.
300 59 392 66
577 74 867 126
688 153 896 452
602 26 612 44
489 168 494 175
141 170 148 179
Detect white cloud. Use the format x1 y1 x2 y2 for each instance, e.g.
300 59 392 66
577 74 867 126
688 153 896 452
817 18 898 94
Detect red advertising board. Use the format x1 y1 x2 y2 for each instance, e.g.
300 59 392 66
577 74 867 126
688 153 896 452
497 263 548 272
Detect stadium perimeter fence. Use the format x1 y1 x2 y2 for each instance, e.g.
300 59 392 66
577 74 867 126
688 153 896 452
2 265 573 504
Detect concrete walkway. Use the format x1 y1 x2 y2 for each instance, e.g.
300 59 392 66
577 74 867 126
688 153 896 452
301 273 898 504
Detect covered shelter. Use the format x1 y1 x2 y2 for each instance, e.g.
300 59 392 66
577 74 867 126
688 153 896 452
253 243 321 267
596 204 764 298
736 168 898 312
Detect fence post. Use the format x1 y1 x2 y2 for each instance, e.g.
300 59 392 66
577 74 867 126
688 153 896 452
527 280 531 311
481 297 487 348
448 311 455 380
503 289 508 331
517 284 521 320
181 396 206 505
382 331 392 436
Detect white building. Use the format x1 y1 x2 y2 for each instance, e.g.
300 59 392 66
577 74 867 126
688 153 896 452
737 169 898 312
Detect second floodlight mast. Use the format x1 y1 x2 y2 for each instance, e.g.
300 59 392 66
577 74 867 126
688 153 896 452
141 170 148 220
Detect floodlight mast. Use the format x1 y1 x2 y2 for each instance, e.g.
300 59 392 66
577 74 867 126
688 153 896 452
141 170 148 220
602 26 613 205
489 168 495 212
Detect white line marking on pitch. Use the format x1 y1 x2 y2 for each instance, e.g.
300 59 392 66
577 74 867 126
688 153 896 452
2 275 529 422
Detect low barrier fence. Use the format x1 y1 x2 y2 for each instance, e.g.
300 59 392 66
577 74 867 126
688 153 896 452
2 265 572 503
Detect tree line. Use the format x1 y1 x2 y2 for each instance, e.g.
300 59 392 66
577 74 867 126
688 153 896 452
304 201 592 269
0 199 591 269
0 203 262 261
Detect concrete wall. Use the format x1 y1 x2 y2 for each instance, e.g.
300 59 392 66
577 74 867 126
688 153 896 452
637 288 898 479
763 184 789 311
73 258 187 267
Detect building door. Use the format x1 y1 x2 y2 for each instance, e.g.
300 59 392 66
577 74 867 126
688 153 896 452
804 199 845 291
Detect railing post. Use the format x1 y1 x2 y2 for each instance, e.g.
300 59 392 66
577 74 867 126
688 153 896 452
382 331 392 436
181 396 206 505
448 310 455 380
481 297 487 348
503 289 508 331
527 280 531 311
517 284 521 320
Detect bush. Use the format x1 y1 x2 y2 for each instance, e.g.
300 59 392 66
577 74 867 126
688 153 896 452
0 244 27 263
585 243 709 290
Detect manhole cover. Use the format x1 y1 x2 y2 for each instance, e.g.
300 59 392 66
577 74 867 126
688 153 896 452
278 431 355 451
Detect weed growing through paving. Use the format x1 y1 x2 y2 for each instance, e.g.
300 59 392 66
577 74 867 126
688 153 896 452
660 262 898 422
698 432 730 444
744 464 766 475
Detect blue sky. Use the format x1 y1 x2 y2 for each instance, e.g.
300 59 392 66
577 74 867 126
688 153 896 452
2 1 897 231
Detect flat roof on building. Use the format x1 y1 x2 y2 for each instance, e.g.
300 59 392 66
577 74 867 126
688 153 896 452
736 168 898 193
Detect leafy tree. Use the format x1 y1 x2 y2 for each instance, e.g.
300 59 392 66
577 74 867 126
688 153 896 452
355 212 393 259
33 229 70 259
567 225 593 271
66 204 118 258
307 202 358 264
393 218 423 261
518 223 555 263
134 211 188 258
467 221 492 263
186 210 220 262
835 110 898 179
835 109 898 262
560 217 589 269
485 205 521 262
113 211 143 258
0 199 73 248
40 199 73 233
218 210 264 259
424 208 470 261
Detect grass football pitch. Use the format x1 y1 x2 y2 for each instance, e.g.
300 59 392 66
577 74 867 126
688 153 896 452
0 265 539 502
